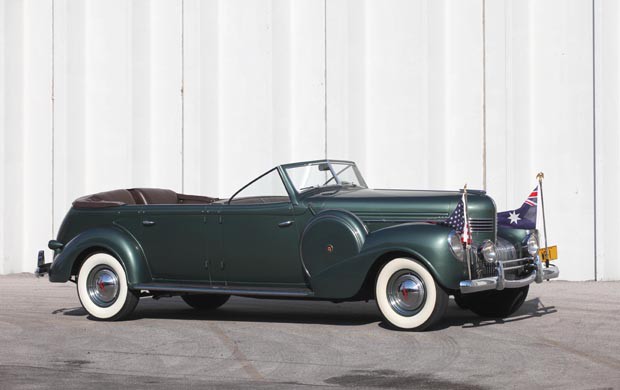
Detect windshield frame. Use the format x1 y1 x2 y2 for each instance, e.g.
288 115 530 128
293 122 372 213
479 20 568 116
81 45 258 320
280 160 368 198
227 167 292 205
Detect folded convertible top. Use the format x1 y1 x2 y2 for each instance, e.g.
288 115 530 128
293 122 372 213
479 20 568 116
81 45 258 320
72 188 218 208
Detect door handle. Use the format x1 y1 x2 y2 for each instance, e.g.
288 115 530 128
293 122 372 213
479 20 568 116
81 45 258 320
278 220 294 228
142 220 156 227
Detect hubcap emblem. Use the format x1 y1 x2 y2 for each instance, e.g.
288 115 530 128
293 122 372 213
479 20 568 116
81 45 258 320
87 266 120 308
387 271 426 317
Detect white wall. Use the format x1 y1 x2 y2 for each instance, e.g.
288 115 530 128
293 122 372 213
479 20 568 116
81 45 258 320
0 0 616 280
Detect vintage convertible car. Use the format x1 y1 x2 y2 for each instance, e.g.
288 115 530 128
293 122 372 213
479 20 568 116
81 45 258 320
36 160 559 330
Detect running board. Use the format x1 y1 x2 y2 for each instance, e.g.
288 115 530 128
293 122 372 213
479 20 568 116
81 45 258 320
132 282 314 298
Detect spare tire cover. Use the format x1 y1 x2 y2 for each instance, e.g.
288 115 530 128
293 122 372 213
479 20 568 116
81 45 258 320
300 210 367 277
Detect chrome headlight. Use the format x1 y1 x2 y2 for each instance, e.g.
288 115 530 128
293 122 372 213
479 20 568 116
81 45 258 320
526 232 539 256
480 240 497 264
447 230 465 262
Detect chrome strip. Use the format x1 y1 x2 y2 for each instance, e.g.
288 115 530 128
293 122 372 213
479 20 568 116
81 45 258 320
132 283 314 297
503 265 527 271
362 219 442 223
501 258 529 265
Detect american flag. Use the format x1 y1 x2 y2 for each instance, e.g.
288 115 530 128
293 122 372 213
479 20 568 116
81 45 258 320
443 191 472 246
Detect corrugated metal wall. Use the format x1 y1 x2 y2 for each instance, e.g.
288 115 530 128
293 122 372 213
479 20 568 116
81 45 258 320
1 0 618 280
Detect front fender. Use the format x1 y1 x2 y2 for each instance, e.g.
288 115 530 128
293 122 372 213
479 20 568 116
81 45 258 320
49 226 151 286
310 223 467 299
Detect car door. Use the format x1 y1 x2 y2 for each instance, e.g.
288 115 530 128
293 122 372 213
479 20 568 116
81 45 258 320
215 169 306 287
138 205 210 282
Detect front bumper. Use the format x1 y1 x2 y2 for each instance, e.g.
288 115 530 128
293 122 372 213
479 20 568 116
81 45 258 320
459 255 559 294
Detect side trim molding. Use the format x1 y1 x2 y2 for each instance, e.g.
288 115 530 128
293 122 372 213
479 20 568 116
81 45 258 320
133 283 314 297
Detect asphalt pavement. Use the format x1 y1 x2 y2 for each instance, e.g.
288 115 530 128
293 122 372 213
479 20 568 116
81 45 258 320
1 273 619 389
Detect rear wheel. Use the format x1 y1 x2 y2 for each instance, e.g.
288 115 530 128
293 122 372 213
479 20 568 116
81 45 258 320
182 294 230 310
459 286 529 318
77 252 139 321
375 257 448 331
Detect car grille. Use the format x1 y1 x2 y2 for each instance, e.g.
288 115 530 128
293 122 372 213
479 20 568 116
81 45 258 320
495 237 518 260
468 217 495 233
469 217 496 249
473 237 525 279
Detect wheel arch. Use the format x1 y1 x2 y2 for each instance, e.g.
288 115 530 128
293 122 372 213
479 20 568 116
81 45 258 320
49 227 151 286
354 250 429 300
70 245 115 276
309 223 467 299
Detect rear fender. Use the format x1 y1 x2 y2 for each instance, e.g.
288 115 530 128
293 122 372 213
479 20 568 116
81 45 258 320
49 226 150 286
310 223 468 299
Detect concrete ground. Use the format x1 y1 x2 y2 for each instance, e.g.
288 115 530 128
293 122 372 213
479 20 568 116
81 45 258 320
0 274 619 390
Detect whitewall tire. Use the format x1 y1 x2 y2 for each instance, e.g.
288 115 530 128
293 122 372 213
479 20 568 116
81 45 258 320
375 257 448 331
77 252 139 321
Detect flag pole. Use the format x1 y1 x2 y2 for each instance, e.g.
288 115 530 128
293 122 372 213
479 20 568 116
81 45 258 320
463 184 472 280
536 172 549 267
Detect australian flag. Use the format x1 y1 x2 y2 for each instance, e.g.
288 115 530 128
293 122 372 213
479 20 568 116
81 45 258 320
497 186 538 229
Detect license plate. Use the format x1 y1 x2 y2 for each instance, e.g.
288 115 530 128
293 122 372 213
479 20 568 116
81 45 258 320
539 246 558 261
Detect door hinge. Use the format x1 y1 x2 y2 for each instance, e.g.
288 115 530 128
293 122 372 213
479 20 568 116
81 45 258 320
204 260 209 269
220 261 225 270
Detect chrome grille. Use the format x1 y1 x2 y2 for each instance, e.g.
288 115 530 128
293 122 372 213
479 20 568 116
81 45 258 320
468 217 495 233
473 237 524 278
496 237 517 261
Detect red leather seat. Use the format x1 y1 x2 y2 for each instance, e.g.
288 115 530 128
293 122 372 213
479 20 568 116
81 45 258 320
73 189 136 208
129 188 178 205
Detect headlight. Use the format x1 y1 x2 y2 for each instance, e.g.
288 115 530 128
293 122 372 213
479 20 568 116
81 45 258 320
447 230 464 262
526 232 539 256
480 240 497 264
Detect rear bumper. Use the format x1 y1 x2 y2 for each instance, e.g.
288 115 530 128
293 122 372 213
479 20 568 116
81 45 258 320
34 250 52 278
459 255 559 294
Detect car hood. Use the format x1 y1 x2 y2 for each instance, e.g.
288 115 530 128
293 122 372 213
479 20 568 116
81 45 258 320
304 187 494 222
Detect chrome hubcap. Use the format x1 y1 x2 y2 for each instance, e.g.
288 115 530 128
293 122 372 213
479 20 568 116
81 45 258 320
387 270 426 316
87 265 119 307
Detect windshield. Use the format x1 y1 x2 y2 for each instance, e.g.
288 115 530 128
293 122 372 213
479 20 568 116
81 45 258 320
284 161 367 193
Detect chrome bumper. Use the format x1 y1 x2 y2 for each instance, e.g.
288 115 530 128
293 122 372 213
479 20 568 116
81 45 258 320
34 250 51 278
459 255 559 294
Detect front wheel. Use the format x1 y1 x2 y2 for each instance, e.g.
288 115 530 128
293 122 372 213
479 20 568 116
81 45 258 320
77 252 139 321
375 258 448 331
459 286 529 318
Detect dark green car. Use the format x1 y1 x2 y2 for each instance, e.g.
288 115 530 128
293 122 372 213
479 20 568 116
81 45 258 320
36 160 559 330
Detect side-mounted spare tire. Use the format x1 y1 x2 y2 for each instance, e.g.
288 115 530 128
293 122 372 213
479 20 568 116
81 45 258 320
76 252 139 321
300 209 367 278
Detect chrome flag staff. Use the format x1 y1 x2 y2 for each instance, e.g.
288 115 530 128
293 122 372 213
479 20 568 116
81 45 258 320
496 174 557 266
442 184 472 277
537 172 551 267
